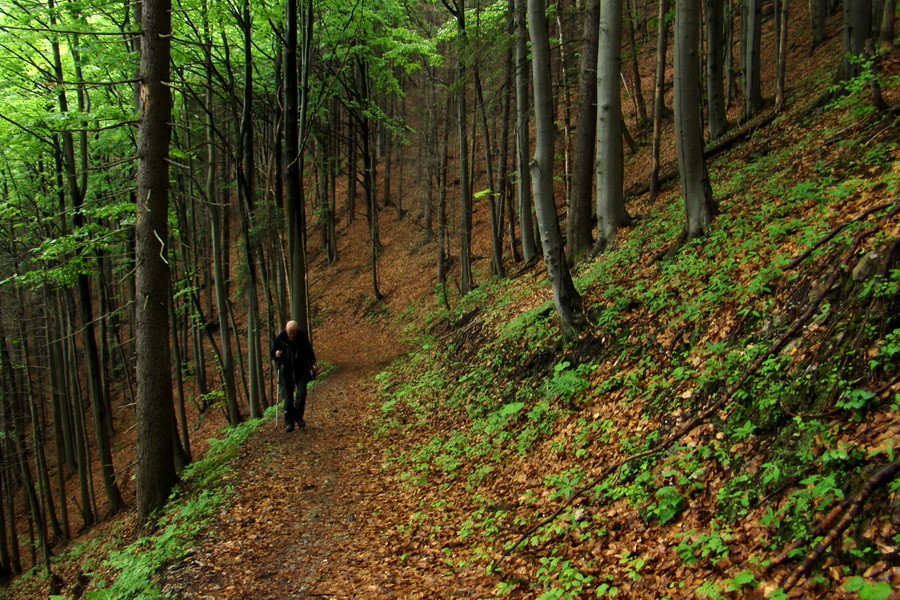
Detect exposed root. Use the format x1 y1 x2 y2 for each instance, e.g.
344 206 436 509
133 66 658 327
779 459 900 593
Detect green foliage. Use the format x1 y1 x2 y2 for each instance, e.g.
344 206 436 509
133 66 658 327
84 417 268 599
843 576 894 600
829 53 881 117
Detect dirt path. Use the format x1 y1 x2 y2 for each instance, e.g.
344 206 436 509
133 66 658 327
161 314 403 599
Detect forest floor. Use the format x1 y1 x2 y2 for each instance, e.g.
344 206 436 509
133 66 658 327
5 6 900 599
158 213 483 599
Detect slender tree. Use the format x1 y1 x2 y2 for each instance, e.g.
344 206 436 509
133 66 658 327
567 0 600 263
595 0 631 252
674 0 715 242
742 0 763 121
649 0 670 202
527 0 585 338
515 0 537 263
704 0 728 139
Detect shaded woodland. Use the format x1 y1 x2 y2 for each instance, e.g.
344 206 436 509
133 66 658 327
0 0 898 596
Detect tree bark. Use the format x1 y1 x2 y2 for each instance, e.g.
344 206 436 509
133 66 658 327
776 0 790 110
649 0 670 202
880 0 896 48
567 0 600 263
812 0 829 49
704 0 728 139
595 0 631 252
515 0 537 263
236 0 264 419
135 0 178 521
474 67 505 277
743 0 763 121
528 0 586 338
455 1 475 294
674 0 715 241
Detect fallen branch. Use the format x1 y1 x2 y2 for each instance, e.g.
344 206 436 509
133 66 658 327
780 458 900 593
492 227 871 570
626 110 780 200
783 200 899 271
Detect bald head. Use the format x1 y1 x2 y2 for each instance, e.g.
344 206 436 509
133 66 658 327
286 320 300 340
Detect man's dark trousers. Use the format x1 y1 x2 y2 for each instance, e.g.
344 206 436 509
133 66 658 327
283 377 308 426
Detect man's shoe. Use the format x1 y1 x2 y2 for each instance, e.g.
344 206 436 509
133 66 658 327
285 423 295 433
298 419 306 428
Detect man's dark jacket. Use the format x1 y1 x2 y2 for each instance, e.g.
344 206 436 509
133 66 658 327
271 329 316 384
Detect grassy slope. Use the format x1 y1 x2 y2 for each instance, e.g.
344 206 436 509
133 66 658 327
370 58 900 600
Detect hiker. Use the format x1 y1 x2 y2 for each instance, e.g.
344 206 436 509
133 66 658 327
271 320 317 432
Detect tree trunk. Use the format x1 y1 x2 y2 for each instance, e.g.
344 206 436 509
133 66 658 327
168 272 191 465
456 2 475 295
237 0 264 420
285 0 309 328
347 119 357 224
743 0 763 121
498 6 519 264
359 62 383 301
626 2 649 125
515 0 537 263
649 0 670 202
705 0 728 139
595 0 631 252
776 0 790 110
135 0 178 521
812 0 829 49
474 67 505 277
528 0 586 338
675 0 715 241
567 0 600 263
204 7 240 426
880 0 896 48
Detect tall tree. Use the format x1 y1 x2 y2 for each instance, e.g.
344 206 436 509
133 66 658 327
134 0 178 521
742 0 763 121
567 0 600 263
704 0 728 138
235 0 265 419
444 0 475 294
595 0 631 252
648 0 670 202
515 0 537 263
674 0 714 241
285 0 310 327
527 0 585 337
49 0 123 516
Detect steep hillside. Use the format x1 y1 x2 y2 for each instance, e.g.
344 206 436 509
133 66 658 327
362 47 900 600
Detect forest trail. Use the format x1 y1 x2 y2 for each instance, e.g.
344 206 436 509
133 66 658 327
160 217 465 599
162 311 404 599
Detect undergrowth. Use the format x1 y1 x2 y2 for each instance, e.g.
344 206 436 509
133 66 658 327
50 412 273 600
373 97 900 598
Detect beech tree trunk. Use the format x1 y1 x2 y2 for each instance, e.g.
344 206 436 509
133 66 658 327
743 0 763 121
649 0 670 202
515 0 537 263
236 0 264 419
205 5 240 426
812 0 829 49
455 1 475 294
704 0 728 139
880 0 896 48
674 0 715 241
527 0 585 338
595 0 631 251
567 0 600 263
